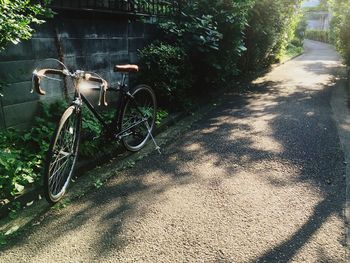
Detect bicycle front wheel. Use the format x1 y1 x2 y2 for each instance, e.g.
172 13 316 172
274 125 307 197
121 84 157 152
44 105 81 204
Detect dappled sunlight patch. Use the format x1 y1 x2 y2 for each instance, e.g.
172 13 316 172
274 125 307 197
231 109 284 154
339 120 350 133
142 170 174 186
182 142 202 152
252 56 342 94
200 125 220 134
250 134 285 154
168 154 178 162
305 111 315 117
193 161 228 179
246 103 278 113
296 94 313 102
205 115 235 127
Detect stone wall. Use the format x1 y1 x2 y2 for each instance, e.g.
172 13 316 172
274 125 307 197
348 69 350 92
0 11 156 130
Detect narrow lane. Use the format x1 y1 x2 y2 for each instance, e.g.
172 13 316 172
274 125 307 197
0 40 347 262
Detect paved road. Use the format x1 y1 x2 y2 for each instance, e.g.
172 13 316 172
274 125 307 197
0 40 348 262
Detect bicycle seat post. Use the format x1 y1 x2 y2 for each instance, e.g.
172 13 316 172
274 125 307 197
120 73 127 88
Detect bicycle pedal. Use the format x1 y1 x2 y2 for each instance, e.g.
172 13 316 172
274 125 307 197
155 146 161 154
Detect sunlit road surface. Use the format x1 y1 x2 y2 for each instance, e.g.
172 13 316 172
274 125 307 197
0 40 348 262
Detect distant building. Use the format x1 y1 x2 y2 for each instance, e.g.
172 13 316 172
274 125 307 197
303 0 331 31
306 11 331 30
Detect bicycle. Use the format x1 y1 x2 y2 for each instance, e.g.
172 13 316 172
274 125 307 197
32 59 159 204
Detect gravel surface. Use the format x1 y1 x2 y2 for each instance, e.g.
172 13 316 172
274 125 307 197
0 40 348 262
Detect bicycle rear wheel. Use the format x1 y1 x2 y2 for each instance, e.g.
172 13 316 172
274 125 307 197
121 84 157 152
43 105 81 204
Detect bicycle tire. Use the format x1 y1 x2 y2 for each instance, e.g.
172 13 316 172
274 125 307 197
121 84 157 152
43 105 81 204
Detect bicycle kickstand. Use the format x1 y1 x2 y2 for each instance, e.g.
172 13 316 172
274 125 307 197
145 122 161 154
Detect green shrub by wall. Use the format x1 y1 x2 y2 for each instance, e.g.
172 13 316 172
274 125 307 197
158 0 255 90
241 0 303 71
330 0 350 66
305 30 330 43
138 42 193 110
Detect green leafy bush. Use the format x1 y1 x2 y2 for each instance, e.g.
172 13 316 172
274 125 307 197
0 100 66 199
156 109 169 125
158 14 222 91
305 30 330 43
138 42 193 110
159 14 222 53
0 99 119 200
190 0 254 83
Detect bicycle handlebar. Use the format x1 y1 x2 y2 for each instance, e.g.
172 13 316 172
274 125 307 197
32 68 66 95
84 73 108 106
32 68 109 106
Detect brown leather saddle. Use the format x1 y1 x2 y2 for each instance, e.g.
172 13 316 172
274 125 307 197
114 64 139 73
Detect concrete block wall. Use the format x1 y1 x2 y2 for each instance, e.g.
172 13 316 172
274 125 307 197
348 69 350 92
0 12 156 130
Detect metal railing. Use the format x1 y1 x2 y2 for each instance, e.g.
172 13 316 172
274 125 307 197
49 0 182 17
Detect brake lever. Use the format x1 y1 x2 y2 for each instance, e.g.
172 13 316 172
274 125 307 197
31 70 46 95
98 80 108 106
84 73 108 106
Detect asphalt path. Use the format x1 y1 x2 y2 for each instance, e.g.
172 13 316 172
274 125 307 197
0 40 348 262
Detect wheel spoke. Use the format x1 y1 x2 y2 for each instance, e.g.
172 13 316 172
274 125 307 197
49 156 70 184
53 158 72 194
49 150 71 172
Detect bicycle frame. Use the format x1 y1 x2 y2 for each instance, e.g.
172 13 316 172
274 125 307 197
74 75 149 140
32 62 150 142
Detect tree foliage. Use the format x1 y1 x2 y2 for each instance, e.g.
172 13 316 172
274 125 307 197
0 0 52 51
159 0 255 88
161 0 303 76
241 0 303 70
138 0 303 111
329 0 350 66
